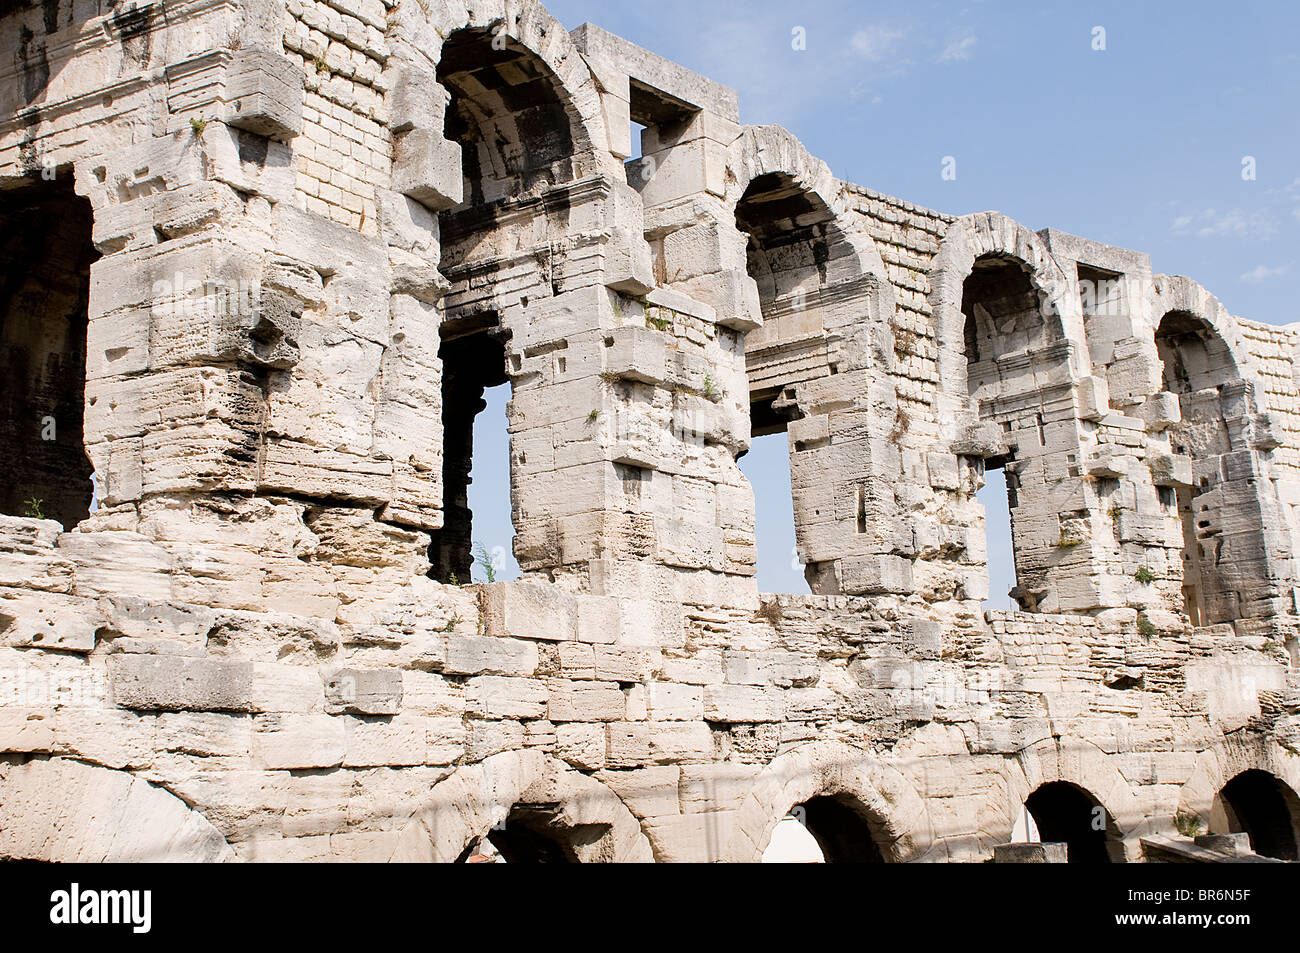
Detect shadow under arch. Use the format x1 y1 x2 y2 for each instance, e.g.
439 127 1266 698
389 750 653 863
1005 734 1144 862
772 793 892 863
1023 779 1122 863
1215 768 1300 860
1177 737 1300 861
929 212 1080 405
0 756 234 862
724 740 934 862
436 24 587 210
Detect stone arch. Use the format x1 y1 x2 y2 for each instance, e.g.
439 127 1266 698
1175 735 1300 858
725 741 935 862
725 124 892 309
1004 735 1145 861
392 0 618 184
0 756 234 862
389 750 653 863
1150 276 1292 627
935 216 1104 611
402 3 654 582
1149 275 1252 382
723 126 905 595
929 212 1081 404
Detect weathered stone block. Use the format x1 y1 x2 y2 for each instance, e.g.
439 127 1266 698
443 634 539 677
223 49 306 141
392 128 463 211
467 675 549 719
323 668 402 715
481 582 576 642
109 654 253 712
548 680 626 722
994 842 1068 863
254 713 345 769
702 685 781 723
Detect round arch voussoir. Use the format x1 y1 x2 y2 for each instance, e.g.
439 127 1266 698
724 741 935 862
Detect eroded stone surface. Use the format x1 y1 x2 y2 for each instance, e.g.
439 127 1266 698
0 0 1298 863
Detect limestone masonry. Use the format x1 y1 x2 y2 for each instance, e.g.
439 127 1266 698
2 0 1300 863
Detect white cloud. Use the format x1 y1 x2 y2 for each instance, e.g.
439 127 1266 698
850 26 903 62
1171 207 1276 239
939 36 976 62
1241 264 1289 283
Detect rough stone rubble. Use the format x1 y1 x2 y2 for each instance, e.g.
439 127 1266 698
1 0 1299 863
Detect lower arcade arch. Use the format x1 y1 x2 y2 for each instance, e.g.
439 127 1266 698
390 751 653 863
762 794 890 863
1021 781 1122 863
1214 769 1300 860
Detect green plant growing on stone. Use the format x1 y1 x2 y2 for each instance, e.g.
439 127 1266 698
1137 613 1159 640
22 497 44 520
1173 810 1204 838
1134 565 1155 585
598 370 619 385
312 54 329 75
647 314 672 332
440 613 462 633
586 408 601 423
1109 504 1124 533
702 373 720 402
448 571 459 587
473 543 497 583
189 117 208 135
1054 530 1083 548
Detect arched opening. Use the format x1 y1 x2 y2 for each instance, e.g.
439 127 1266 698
962 253 1077 613
1154 310 1248 627
762 795 889 863
736 173 872 594
0 175 96 528
455 803 610 864
436 27 578 210
738 173 835 594
433 28 595 579
1023 781 1119 863
1216 769 1300 860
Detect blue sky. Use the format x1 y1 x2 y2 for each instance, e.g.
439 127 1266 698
467 0 1300 597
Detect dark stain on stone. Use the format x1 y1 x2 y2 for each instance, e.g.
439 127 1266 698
17 27 50 105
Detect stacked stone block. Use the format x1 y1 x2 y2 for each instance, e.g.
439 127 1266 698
0 0 1298 863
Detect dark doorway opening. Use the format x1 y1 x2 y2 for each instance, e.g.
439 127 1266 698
1219 769 1300 861
0 175 97 528
456 804 609 864
430 322 507 584
1024 781 1117 863
773 795 889 863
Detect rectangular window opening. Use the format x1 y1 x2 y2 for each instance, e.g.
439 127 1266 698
738 399 805 595
0 175 96 529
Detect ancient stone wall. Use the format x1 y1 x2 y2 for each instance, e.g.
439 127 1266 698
1 0 1298 862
